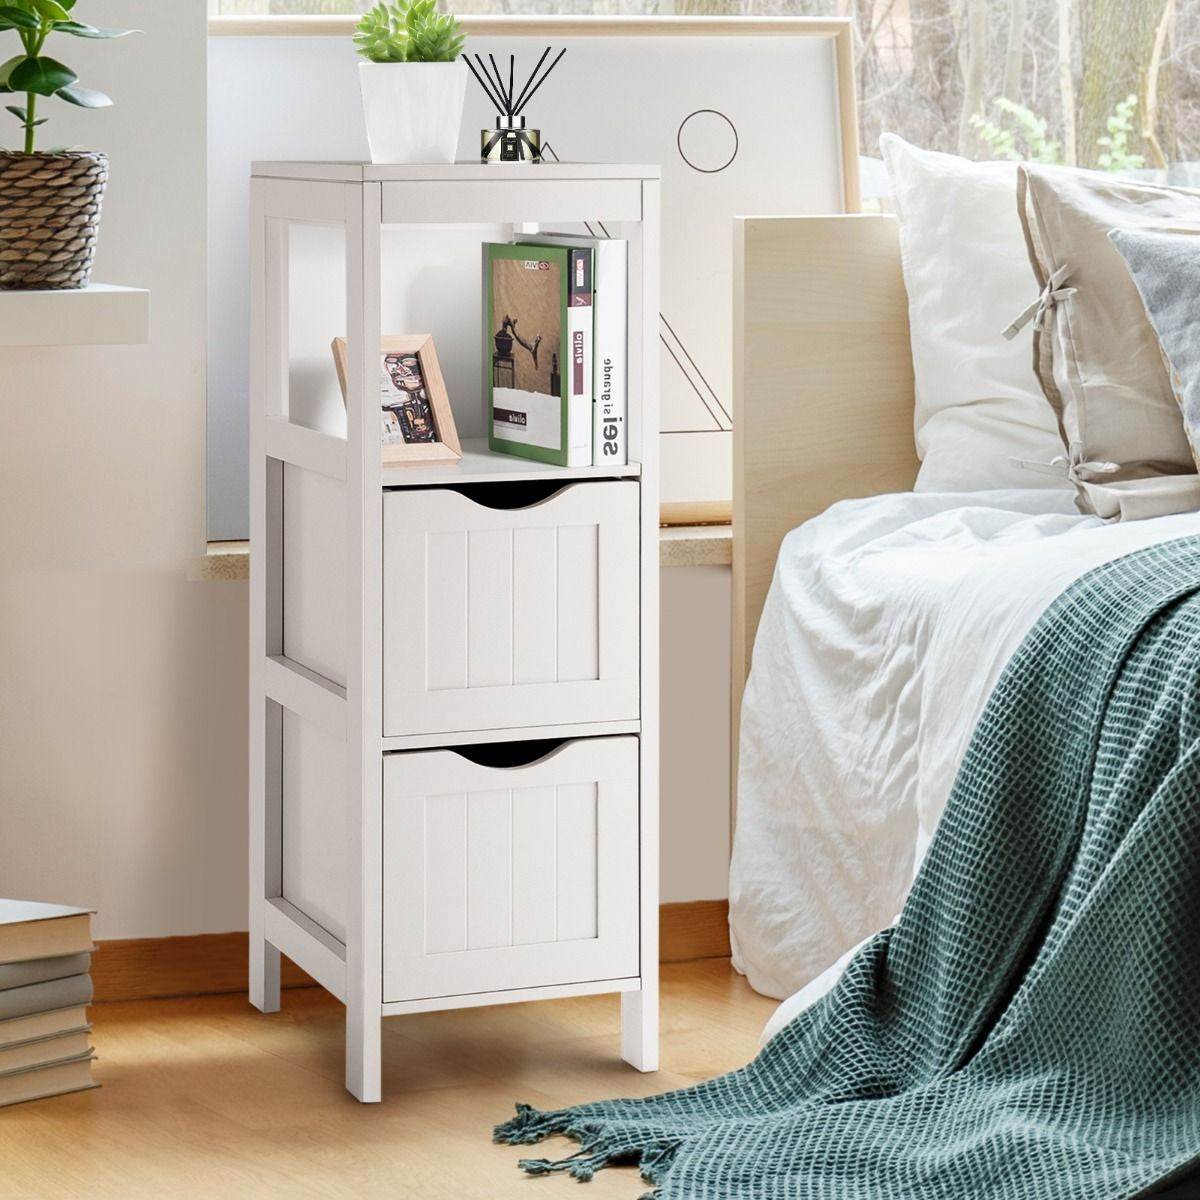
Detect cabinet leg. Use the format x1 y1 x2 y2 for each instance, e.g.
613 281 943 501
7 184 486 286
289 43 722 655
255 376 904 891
346 1005 382 1102
249 937 281 1014
621 984 659 1072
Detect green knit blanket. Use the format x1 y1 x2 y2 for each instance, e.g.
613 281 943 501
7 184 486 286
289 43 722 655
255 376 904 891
495 536 1200 1199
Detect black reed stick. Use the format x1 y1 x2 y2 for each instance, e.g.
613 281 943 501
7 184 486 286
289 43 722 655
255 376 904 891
466 54 505 112
465 55 496 107
466 46 567 122
513 46 566 117
487 53 510 111
510 45 551 115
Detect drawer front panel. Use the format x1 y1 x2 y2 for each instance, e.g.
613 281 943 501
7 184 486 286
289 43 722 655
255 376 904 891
383 482 640 736
383 737 640 1002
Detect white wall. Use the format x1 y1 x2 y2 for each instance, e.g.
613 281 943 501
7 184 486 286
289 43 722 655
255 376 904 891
0 0 248 940
661 567 731 902
0 12 730 942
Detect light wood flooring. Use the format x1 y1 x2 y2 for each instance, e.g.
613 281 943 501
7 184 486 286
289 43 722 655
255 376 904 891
1 959 776 1200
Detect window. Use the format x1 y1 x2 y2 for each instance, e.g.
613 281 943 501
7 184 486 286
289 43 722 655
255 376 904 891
207 0 1196 540
213 1 1197 172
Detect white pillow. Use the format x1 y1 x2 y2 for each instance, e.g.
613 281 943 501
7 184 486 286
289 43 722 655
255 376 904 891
880 135 1070 493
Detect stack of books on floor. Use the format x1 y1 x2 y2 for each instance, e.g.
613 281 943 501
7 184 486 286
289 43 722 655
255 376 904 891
0 899 97 1107
485 234 628 469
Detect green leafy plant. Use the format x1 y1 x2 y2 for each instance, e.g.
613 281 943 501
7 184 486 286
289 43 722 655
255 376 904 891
353 2 408 62
0 0 134 155
1096 94 1146 173
971 94 1148 174
970 98 1061 165
354 0 464 64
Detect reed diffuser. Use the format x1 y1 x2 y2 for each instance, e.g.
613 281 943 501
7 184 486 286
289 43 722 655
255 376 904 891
465 46 566 162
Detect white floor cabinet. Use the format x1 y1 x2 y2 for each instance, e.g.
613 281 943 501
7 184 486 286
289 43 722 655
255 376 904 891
248 162 660 1101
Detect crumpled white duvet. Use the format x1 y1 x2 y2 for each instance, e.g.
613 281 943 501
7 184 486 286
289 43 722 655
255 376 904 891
729 488 1200 1024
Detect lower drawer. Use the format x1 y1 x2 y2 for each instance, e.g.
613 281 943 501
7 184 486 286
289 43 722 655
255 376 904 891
382 737 640 1003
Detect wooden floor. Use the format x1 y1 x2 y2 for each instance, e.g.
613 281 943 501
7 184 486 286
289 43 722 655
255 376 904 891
1 960 776 1200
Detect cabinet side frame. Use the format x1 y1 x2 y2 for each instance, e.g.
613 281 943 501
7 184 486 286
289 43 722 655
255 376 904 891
620 176 661 1072
344 180 385 1102
249 177 285 1016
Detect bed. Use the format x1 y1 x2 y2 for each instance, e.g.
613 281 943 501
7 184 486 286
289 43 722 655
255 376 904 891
729 211 1200 1026
496 173 1200 1197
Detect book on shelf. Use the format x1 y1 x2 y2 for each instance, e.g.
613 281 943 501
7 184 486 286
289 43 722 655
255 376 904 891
485 241 594 468
0 899 93 966
517 233 628 467
0 1054 97 1108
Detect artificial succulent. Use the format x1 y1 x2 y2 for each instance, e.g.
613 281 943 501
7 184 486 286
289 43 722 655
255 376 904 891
354 0 463 64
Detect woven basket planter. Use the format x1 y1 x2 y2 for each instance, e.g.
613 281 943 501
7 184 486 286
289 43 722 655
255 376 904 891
0 151 108 290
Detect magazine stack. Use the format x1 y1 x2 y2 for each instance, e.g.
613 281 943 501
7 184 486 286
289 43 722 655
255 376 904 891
485 234 629 469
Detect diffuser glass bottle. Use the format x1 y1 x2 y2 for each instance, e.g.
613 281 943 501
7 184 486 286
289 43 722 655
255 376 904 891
465 47 565 163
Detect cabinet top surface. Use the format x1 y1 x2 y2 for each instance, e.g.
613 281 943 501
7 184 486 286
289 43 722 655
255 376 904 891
252 161 661 183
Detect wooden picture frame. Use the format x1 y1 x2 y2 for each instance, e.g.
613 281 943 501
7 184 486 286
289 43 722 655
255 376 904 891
332 334 463 468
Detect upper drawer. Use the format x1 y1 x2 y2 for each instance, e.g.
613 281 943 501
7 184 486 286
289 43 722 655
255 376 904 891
382 480 640 738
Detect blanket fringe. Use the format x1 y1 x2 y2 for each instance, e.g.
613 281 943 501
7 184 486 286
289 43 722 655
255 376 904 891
494 1102 680 1194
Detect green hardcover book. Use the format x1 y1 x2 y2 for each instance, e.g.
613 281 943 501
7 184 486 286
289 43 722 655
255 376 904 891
485 242 593 467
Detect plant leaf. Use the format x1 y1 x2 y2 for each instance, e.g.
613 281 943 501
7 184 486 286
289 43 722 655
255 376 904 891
0 54 23 87
56 82 109 107
8 55 77 96
52 19 136 37
29 0 71 20
4 104 46 126
0 5 38 27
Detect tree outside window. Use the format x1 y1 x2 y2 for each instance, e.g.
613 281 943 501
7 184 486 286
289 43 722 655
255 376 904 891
215 0 1197 174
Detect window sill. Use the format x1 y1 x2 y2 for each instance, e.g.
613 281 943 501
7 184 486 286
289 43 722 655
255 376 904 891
201 526 730 581
207 14 846 38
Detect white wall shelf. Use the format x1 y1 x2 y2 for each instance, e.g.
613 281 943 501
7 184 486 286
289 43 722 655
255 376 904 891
248 160 661 1103
0 284 149 347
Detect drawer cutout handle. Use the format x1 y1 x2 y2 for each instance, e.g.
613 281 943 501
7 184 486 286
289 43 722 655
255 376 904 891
448 479 573 511
450 738 567 769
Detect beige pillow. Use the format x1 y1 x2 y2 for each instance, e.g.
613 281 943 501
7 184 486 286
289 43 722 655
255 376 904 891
1013 164 1200 519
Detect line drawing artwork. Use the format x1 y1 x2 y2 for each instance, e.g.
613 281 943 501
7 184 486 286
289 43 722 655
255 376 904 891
541 140 732 439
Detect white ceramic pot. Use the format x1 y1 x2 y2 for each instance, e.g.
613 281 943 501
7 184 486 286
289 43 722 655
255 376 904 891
358 60 467 164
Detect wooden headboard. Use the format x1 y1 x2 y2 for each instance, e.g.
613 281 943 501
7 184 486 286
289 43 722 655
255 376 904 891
731 214 920 783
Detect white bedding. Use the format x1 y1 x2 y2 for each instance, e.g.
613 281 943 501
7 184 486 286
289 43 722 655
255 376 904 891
729 488 1200 1030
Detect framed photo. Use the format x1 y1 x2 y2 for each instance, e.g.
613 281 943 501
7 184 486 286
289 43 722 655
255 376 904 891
332 334 462 467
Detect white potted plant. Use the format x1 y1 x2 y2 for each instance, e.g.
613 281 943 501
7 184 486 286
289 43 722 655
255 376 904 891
0 2 134 290
355 0 466 165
